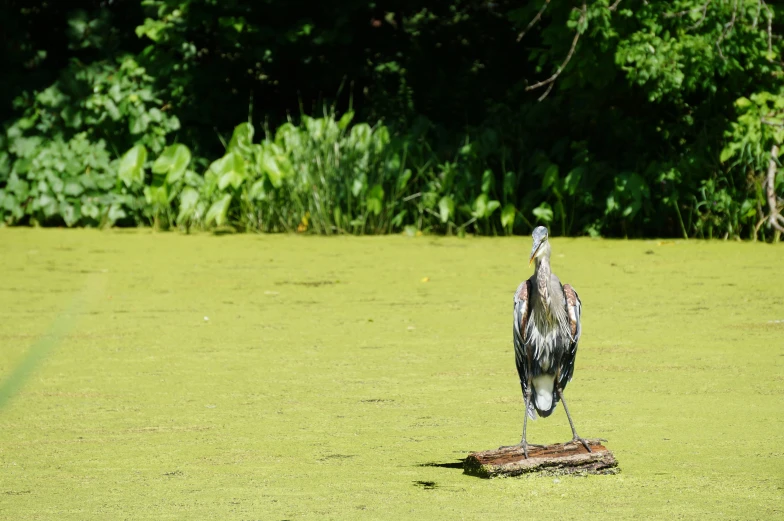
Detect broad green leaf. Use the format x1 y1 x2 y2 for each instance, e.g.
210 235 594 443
38 194 56 216
473 193 489 218
144 185 168 207
481 170 494 194
81 202 99 220
501 203 516 228
352 176 366 197
62 203 78 227
135 18 167 42
49 176 64 194
420 191 437 210
104 99 121 121
503 171 515 198
719 146 735 163
338 111 355 130
0 151 9 178
372 126 391 153
249 180 266 200
606 194 618 213
107 204 126 225
564 167 583 196
386 153 401 173
274 122 305 150
734 97 752 109
183 170 204 188
775 129 784 146
333 208 343 228
219 171 245 191
152 144 191 184
397 169 412 191
348 124 373 152
63 180 83 197
205 194 232 227
14 157 32 175
118 145 147 188
1 191 16 211
209 151 246 190
177 187 200 223
256 143 292 188
438 195 454 223
542 164 559 191
227 122 255 158
366 184 384 216
532 202 553 223
739 198 755 219
129 112 150 135
486 199 501 216
258 154 284 188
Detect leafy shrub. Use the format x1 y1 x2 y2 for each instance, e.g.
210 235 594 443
0 132 143 227
0 55 181 227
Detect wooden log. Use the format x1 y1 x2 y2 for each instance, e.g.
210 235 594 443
464 439 618 478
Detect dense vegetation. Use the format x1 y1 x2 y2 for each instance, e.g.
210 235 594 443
1 0 782 239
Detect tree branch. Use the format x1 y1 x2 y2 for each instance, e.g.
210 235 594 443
761 0 773 54
664 1 710 20
753 0 762 29
525 3 586 101
690 1 711 30
716 0 738 60
766 145 784 233
518 0 551 42
609 0 622 12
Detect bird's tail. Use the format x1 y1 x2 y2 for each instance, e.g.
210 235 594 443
531 375 558 418
526 399 536 420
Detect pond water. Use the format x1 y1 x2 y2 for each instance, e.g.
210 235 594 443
1 229 781 519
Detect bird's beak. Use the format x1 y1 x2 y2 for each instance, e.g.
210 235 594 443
528 239 543 267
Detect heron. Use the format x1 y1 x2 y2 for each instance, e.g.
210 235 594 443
512 226 590 458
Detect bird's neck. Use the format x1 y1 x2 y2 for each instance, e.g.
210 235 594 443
535 257 551 307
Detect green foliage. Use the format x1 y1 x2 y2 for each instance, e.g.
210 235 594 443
0 133 138 227
0 0 782 239
10 56 179 155
1 48 181 227
721 91 784 170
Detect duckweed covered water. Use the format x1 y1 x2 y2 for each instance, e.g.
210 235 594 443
0 229 782 519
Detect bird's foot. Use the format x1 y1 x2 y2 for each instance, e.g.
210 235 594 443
568 436 593 453
520 440 529 459
497 441 545 458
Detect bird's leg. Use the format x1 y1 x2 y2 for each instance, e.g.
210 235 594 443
557 387 592 453
499 387 544 455
519 387 533 458
498 387 540 456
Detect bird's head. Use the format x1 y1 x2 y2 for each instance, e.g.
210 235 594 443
529 226 549 267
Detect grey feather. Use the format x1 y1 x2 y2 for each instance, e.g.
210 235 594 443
513 226 582 419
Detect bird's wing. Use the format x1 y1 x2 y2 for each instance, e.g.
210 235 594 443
513 280 533 406
558 283 582 390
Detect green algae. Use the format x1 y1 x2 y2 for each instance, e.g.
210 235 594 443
0 229 782 519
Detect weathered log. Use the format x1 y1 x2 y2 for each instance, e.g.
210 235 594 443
464 439 618 478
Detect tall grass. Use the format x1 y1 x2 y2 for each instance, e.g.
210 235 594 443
164 109 512 235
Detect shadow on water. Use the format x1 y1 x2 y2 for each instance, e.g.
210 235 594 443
414 460 466 488
418 460 465 470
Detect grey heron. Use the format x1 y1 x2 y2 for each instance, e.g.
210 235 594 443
512 226 590 458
